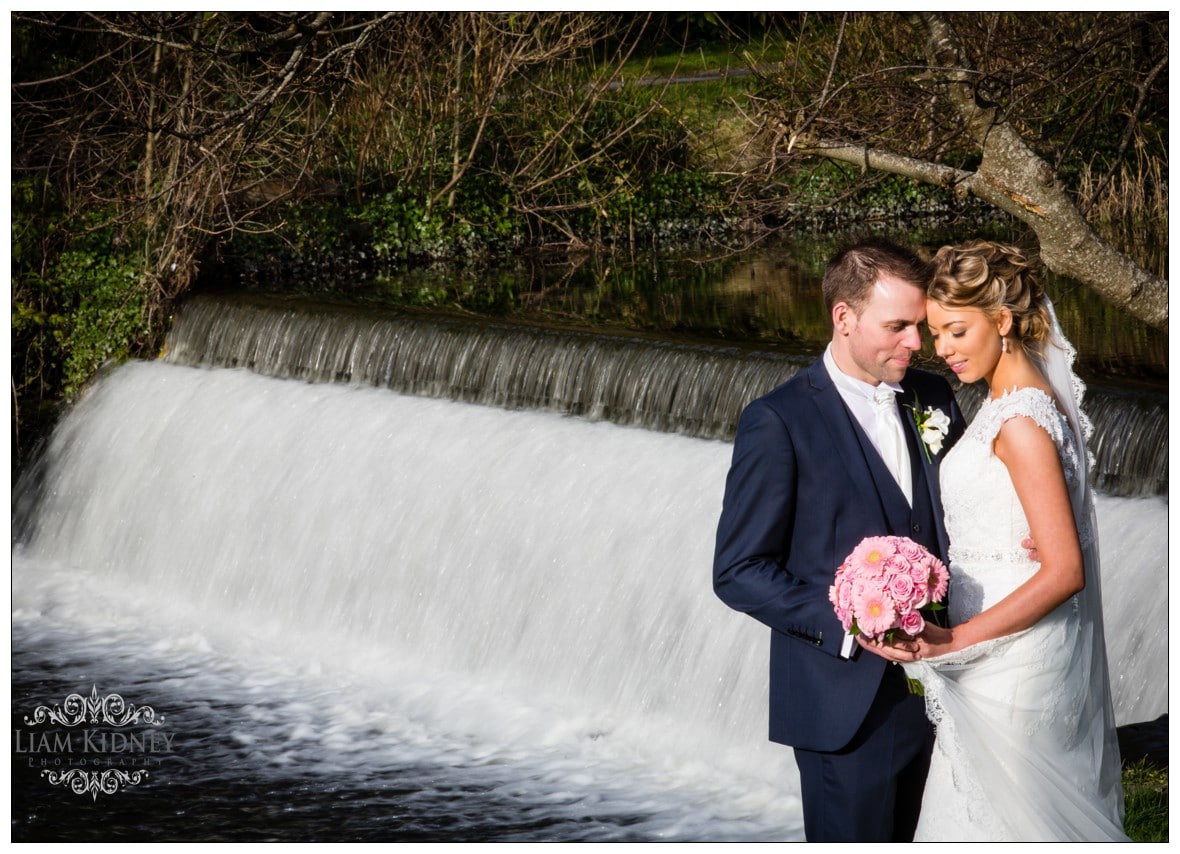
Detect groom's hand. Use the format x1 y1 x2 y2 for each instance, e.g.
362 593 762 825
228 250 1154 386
855 634 920 663
1022 534 1040 562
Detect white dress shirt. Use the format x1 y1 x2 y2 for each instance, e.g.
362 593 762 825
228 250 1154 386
822 345 912 503
823 346 913 658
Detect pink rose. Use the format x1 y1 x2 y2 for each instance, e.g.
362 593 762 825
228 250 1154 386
899 610 925 636
850 576 875 603
886 572 916 609
908 561 932 608
830 575 856 630
835 579 854 611
895 537 928 565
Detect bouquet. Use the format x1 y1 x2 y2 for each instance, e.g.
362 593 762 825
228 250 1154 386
829 535 949 643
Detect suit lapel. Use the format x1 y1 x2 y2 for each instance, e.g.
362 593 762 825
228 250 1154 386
898 378 951 560
895 387 930 501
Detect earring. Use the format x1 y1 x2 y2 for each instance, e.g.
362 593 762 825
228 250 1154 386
1001 336 1008 354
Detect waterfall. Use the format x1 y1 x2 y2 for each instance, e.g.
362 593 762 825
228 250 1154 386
161 294 808 443
14 362 1167 729
163 295 1167 497
16 363 767 734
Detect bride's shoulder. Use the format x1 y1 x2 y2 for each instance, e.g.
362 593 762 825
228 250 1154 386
973 386 1066 444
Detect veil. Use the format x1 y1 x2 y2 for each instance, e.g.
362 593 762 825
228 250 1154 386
1027 298 1125 825
1031 298 1096 483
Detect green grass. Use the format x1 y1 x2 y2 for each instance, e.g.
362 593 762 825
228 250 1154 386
612 39 786 170
637 39 782 78
618 38 783 101
1123 761 1168 842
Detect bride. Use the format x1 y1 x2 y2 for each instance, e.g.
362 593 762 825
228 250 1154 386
865 240 1127 841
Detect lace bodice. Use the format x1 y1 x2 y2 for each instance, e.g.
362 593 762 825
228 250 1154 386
939 387 1089 622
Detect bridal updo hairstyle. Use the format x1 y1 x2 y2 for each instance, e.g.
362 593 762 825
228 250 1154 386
928 240 1053 353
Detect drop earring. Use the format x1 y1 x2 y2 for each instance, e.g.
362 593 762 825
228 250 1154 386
1001 336 1008 354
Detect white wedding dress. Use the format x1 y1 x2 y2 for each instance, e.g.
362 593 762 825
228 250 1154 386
908 383 1128 841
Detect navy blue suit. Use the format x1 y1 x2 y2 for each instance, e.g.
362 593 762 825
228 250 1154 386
713 359 966 841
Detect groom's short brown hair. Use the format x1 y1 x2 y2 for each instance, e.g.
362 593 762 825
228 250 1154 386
822 238 930 315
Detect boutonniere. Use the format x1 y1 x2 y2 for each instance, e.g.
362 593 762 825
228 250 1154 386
906 393 951 462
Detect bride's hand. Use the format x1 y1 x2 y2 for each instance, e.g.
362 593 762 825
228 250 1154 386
916 624 957 659
855 633 920 663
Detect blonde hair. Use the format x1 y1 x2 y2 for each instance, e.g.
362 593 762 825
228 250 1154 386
928 240 1052 351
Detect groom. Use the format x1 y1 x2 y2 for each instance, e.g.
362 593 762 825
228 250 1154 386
713 238 966 842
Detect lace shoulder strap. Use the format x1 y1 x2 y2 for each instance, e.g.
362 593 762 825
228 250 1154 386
972 387 1065 445
977 386 1091 492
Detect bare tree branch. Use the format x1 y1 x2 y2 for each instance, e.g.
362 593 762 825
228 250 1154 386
744 11 1167 331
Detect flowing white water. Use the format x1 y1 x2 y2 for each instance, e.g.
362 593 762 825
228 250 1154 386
12 361 1167 840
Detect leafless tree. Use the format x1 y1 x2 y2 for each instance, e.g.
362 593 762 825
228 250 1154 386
14 11 398 330
333 12 666 245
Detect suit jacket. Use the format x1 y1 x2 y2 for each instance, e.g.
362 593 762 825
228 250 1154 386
713 359 967 752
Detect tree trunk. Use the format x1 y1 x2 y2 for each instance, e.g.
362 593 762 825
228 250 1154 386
919 12 1167 332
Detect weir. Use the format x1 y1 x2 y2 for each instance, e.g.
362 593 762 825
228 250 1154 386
163 295 1167 497
14 366 1168 730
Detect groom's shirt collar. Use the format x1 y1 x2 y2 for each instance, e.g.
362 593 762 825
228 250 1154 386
822 345 904 404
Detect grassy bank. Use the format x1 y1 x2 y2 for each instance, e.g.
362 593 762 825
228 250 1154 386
1123 760 1168 842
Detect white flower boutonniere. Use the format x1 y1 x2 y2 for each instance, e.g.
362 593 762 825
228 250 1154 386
907 394 951 462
